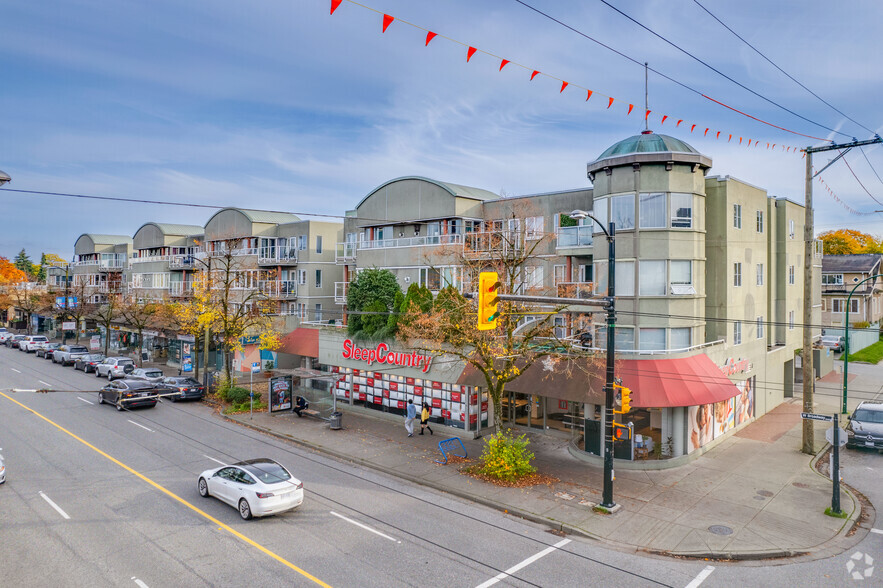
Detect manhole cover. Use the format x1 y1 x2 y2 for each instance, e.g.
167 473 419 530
708 525 733 536
793 482 810 489
756 490 774 497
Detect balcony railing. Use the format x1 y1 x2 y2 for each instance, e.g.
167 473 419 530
130 255 170 264
336 242 357 263
98 282 125 293
357 234 464 251
169 255 196 270
199 247 259 258
334 281 349 303
258 280 298 298
169 282 193 296
258 250 298 265
98 259 126 271
464 231 523 257
556 226 593 248
72 259 98 267
556 281 596 299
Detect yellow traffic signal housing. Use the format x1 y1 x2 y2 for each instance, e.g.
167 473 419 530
613 384 631 414
612 422 631 440
477 271 501 330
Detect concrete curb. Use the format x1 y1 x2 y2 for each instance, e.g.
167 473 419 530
220 413 865 561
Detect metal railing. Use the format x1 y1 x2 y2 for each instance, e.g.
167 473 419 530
334 281 349 303
574 338 726 355
464 231 523 256
556 226 593 248
257 250 298 265
335 242 357 263
169 282 193 296
258 280 298 298
130 255 170 264
356 233 464 251
169 255 196 270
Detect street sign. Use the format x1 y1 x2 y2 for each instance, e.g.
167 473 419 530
251 361 261 373
801 412 833 422
826 427 848 447
62 321 76 330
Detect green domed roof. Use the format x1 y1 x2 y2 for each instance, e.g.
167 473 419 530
597 132 699 160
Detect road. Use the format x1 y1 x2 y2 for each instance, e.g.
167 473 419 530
0 346 880 587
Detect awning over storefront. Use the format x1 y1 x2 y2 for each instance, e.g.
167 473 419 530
619 354 741 408
278 328 319 358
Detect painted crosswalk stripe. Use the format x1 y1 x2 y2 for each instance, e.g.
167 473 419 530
39 491 71 520
10 368 21 373
203 455 226 465
132 577 149 588
871 528 883 535
39 380 52 388
475 538 571 588
685 566 715 588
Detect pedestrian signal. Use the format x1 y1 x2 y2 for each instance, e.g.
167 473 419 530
477 271 501 330
612 422 631 440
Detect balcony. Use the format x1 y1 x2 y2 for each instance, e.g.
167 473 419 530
169 255 196 270
259 280 297 299
556 281 596 299
464 231 523 257
98 259 126 271
258 250 298 266
199 247 258 258
169 282 193 297
334 281 349 304
98 282 124 294
336 242 357 264
556 226 593 249
130 255 170 265
72 259 98 267
357 234 464 251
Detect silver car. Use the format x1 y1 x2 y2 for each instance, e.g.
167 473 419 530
129 368 165 383
846 402 883 449
197 459 304 520
0 448 5 484
95 357 136 380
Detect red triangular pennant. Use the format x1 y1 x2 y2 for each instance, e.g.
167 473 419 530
467 47 477 62
739 137 743 144
704 128 709 136
607 97 614 109
530 70 540 80
560 81 568 93
499 59 509 71
644 108 650 119
627 104 634 115
728 134 732 142
382 14 394 33
586 90 593 101
677 119 683 127
748 139 752 146
690 124 696 132
330 0 343 15
716 131 721 139
661 115 668 125
425 31 437 46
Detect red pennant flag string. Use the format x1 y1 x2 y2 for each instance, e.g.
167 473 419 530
425 31 437 46
644 109 650 120
704 128 709 136
739 137 743 145
330 0 342 15
728 134 732 142
716 131 721 139
690 124 696 132
607 97 614 108
661 115 668 125
530 70 540 81
627 104 634 115
560 81 568 93
466 47 477 62
772 144 776 150
747 139 752 146
499 59 509 71
677 119 683 127
755 141 760 148
382 14 394 32
766 143 770 149
586 90 593 101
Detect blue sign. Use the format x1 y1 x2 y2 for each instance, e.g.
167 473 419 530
251 361 261 373
55 296 79 309
182 354 193 372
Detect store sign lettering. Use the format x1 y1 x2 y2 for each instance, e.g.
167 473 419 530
720 357 751 376
341 339 433 373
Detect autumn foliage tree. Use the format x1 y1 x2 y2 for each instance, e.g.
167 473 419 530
818 229 883 255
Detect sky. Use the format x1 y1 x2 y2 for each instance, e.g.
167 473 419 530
1 0 882 260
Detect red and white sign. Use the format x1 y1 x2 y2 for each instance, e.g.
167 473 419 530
342 339 433 373
720 357 751 376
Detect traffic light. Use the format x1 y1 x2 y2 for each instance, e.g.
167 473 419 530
613 384 631 414
477 271 501 330
612 422 631 440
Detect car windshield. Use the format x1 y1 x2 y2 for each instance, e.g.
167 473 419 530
173 378 200 386
239 461 291 484
853 409 883 424
119 359 134 365
822 337 839 343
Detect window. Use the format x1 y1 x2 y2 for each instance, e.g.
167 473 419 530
596 326 635 351
789 311 795 330
734 321 742 345
789 265 795 285
616 260 635 296
756 210 764 233
639 260 666 296
670 193 692 228
315 304 323 322
757 317 764 339
733 204 742 229
789 219 795 239
832 299 843 313
639 193 666 229
523 266 544 291
524 216 544 239
593 198 608 233
610 194 635 230
315 270 322 288
670 327 691 350
298 270 306 285
734 262 742 287
297 236 307 250
316 235 322 253
639 328 666 351
756 263 764 286
822 274 843 285
851 298 859 313
553 264 565 285
670 260 694 294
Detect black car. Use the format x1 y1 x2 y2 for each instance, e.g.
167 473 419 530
159 376 206 401
5 335 26 348
74 353 106 373
98 379 159 411
846 402 883 449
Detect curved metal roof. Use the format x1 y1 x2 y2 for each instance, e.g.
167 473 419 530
76 233 133 246
356 176 499 209
134 222 204 236
597 133 700 159
204 207 301 227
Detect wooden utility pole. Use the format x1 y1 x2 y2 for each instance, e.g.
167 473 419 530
802 136 882 454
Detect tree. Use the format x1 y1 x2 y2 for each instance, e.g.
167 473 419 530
3 283 51 334
165 286 214 380
119 294 166 367
13 249 37 278
818 229 882 255
37 253 67 284
345 268 402 338
0 257 27 286
90 294 122 356
58 280 94 343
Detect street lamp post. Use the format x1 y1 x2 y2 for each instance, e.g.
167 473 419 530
841 273 883 414
570 210 617 509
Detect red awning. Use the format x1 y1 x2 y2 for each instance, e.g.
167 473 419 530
619 354 741 408
277 328 319 358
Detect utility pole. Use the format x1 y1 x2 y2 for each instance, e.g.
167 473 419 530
801 136 882 455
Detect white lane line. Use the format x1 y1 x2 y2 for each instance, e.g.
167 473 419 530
127 420 155 432
685 565 715 588
131 577 149 588
10 368 21 373
39 491 71 520
330 511 400 543
475 538 571 588
871 528 883 535
38 380 52 388
203 455 226 466
77 396 94 405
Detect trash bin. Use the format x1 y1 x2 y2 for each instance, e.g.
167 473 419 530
329 411 342 430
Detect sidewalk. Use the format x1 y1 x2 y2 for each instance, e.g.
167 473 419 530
221 384 873 561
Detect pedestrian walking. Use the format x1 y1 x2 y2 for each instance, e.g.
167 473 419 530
419 402 433 436
405 399 417 437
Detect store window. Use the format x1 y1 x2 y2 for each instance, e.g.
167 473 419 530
670 327 691 350
670 193 692 228
639 260 666 296
598 325 635 350
639 193 665 229
610 194 635 230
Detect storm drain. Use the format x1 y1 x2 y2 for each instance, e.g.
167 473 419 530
708 525 733 536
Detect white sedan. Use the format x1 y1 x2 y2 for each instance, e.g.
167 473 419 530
197 459 303 520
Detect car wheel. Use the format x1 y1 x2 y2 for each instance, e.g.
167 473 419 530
116 402 124 411
198 477 209 497
107 371 113 381
98 394 104 404
239 499 253 520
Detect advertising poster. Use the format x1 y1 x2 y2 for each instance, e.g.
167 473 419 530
687 404 714 453
90 335 100 350
713 397 735 439
735 377 755 426
182 355 193 372
269 375 293 413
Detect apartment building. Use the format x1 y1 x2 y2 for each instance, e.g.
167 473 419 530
130 222 203 300
71 233 132 303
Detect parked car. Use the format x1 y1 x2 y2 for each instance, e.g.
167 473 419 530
74 353 106 373
846 401 883 449
197 459 304 520
98 379 159 411
0 332 14 343
52 344 90 366
95 357 136 380
5 335 26 348
819 335 846 353
159 376 206 401
0 448 5 484
129 368 165 383
37 342 61 359
20 335 49 352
